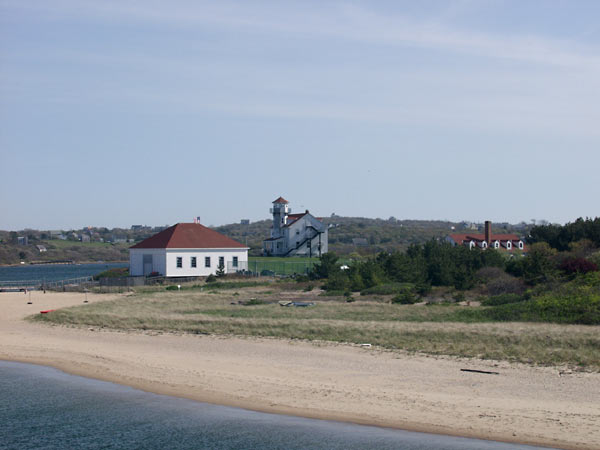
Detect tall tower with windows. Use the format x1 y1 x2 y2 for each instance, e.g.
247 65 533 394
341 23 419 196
270 196 289 238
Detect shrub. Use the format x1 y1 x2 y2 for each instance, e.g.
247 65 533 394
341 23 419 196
360 282 415 296
205 274 217 283
165 285 179 291
323 270 350 291
93 267 129 280
392 290 419 304
244 298 267 306
391 284 419 304
295 274 310 283
481 293 525 306
319 290 347 297
559 257 598 275
304 284 314 292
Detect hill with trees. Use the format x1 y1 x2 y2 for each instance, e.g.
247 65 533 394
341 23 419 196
0 218 531 264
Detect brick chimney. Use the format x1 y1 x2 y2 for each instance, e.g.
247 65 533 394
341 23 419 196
484 221 492 243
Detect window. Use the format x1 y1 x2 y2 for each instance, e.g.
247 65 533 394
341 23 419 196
233 256 238 267
191 257 197 268
296 229 300 235
176 257 182 268
296 241 300 249
219 256 224 268
518 241 524 250
205 257 211 267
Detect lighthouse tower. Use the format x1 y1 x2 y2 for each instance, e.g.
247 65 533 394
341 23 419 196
270 196 290 238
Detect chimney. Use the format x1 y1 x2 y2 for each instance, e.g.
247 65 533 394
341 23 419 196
484 221 492 243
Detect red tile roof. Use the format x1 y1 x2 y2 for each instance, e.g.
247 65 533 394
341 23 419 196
272 196 289 204
131 223 247 249
449 233 521 243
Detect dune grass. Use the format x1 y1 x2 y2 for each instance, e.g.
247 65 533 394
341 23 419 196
32 287 600 370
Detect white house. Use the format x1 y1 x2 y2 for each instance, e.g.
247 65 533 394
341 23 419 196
129 223 248 277
263 197 328 257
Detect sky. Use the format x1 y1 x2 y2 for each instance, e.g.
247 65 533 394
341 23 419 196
1 0 599 230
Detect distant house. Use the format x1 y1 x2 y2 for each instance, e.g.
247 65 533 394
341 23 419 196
263 197 328 257
49 230 63 239
36 245 47 252
129 222 248 277
81 234 91 243
17 236 28 245
446 221 525 251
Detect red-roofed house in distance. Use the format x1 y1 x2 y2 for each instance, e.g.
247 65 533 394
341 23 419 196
129 222 248 277
446 221 526 252
263 196 328 257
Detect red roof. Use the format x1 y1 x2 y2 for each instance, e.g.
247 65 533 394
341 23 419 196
272 196 289 204
131 223 247 249
449 233 521 244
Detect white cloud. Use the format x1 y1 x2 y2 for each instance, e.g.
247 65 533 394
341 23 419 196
4 0 600 70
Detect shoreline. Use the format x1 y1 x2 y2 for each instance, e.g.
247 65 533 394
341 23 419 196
1 292 598 450
0 260 128 267
0 354 563 450
0 357 556 450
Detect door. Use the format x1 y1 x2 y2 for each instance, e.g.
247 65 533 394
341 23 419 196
143 254 153 276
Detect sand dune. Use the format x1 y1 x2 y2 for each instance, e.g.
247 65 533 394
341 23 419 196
1 291 598 449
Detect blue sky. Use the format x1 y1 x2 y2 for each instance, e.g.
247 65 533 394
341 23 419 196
1 0 599 230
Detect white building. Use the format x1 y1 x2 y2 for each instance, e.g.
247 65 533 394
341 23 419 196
129 223 248 277
263 197 328 257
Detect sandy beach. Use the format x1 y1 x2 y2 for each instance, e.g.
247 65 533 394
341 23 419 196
1 291 598 449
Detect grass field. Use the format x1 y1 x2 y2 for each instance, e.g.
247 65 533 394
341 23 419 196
33 280 600 370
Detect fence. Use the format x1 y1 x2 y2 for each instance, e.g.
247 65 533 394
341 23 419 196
0 276 97 292
227 260 316 276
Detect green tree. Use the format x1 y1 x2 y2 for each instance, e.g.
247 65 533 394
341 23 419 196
312 252 340 279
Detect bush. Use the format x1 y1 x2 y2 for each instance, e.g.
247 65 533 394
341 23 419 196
244 298 267 306
165 285 179 291
559 257 599 275
304 284 314 292
93 267 129 280
205 274 217 283
360 282 415 296
391 284 419 304
319 290 346 297
323 270 350 291
392 290 419 304
481 293 526 306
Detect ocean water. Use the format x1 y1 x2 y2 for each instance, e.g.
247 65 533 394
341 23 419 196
0 263 127 283
0 361 552 450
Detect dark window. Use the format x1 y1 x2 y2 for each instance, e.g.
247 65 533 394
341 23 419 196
296 241 300 249
191 257 197 268
219 256 224 268
233 256 238 267
205 257 211 268
176 257 182 268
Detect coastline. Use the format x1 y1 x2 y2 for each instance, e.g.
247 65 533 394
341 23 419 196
1 292 598 450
